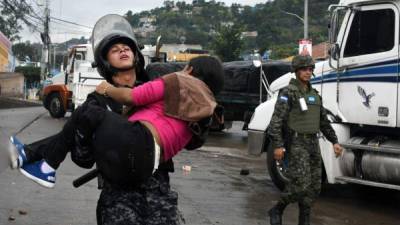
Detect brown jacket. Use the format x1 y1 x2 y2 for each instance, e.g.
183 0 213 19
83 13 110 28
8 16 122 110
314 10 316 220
162 72 217 122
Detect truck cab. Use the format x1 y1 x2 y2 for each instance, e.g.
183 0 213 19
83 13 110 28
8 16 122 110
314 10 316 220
248 0 400 190
42 44 101 118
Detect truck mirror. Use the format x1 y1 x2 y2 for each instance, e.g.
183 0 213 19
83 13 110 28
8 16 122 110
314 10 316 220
155 35 163 60
330 43 340 60
329 9 339 44
328 43 341 69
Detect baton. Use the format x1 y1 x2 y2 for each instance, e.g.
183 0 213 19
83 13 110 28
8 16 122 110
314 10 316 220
73 168 99 188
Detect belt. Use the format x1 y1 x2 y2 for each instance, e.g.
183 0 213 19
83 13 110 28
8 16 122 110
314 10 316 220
293 132 317 138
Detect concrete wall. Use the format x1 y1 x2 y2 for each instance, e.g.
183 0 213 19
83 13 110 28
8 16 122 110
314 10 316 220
0 72 24 97
312 42 329 61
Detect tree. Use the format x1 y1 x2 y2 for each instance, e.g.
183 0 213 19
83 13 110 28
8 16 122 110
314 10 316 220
176 1 187 11
15 66 41 87
123 0 337 59
211 24 244 62
125 10 140 27
12 41 41 61
0 0 34 41
270 43 297 59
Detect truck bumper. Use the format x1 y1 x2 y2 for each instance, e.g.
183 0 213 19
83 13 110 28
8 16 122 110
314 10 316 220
248 129 266 156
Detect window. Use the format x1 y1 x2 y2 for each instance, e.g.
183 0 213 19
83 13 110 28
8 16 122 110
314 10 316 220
344 9 395 57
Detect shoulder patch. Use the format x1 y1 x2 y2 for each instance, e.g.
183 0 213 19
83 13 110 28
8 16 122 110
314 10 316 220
308 96 316 103
279 95 288 102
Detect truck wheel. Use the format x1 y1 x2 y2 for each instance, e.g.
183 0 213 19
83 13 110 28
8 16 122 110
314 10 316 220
267 143 290 190
48 93 66 118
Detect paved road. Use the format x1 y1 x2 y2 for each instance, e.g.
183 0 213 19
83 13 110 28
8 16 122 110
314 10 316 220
0 106 399 225
0 97 41 109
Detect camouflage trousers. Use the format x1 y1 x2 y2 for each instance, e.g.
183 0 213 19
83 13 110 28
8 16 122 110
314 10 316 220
96 171 183 225
279 135 322 208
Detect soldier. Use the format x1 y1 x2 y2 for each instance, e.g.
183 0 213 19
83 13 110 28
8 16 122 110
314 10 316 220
267 54 343 225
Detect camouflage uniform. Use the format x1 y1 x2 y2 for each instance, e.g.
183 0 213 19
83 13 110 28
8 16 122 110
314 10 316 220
267 75 338 225
97 169 182 225
268 78 338 207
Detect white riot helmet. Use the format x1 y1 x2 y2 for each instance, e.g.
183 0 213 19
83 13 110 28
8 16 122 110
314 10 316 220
91 14 148 84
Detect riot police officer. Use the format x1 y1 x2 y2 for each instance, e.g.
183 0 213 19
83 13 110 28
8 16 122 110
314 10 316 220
267 54 343 225
11 14 224 225
10 14 181 225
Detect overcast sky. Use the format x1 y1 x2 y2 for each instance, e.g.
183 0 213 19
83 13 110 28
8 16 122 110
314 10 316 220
20 0 267 43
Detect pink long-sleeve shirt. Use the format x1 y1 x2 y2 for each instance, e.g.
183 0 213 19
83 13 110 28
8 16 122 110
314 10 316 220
128 78 192 160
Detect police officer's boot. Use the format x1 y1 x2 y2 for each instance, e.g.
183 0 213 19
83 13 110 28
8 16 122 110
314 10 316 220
268 202 287 225
298 203 311 225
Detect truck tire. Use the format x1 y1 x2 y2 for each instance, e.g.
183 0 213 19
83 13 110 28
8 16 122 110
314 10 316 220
267 143 289 190
48 93 66 118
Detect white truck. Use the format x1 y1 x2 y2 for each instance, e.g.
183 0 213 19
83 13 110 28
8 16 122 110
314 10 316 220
42 44 102 118
248 0 400 190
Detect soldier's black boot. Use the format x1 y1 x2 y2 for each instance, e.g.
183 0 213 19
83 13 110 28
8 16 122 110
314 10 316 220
298 203 311 225
268 202 287 225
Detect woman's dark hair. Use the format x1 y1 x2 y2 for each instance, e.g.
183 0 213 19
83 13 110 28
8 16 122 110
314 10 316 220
188 56 224 95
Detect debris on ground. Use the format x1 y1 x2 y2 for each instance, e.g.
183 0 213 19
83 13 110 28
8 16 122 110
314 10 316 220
182 165 192 172
240 168 250 175
18 210 28 215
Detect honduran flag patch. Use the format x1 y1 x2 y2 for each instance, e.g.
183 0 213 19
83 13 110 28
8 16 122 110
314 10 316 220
308 96 316 103
280 96 288 102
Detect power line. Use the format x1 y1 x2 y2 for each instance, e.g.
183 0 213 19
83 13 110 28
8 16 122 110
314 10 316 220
50 19 86 30
50 16 93 29
25 13 44 27
21 0 42 21
50 24 91 35
27 0 44 8
52 31 91 35
28 0 44 16
24 17 44 32
1 0 42 32
50 20 91 37
26 11 44 22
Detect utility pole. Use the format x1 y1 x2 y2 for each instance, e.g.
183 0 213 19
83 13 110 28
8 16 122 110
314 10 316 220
304 0 309 39
280 0 311 55
279 0 308 39
40 0 50 82
53 44 57 71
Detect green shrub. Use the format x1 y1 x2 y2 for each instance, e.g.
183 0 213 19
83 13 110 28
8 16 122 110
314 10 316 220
15 66 41 87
